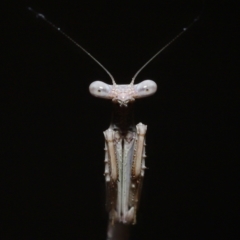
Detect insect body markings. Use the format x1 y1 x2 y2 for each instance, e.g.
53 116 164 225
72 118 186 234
90 80 156 224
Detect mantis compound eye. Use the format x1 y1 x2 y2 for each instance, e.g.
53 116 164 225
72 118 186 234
89 81 112 99
134 80 157 98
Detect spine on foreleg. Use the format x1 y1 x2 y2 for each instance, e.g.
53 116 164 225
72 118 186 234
104 129 119 223
130 123 147 224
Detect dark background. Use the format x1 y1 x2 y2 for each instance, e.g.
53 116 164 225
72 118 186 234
2 0 238 239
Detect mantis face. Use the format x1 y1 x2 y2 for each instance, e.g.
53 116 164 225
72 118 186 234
89 80 157 107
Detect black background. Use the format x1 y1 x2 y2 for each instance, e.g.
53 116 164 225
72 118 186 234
2 0 239 239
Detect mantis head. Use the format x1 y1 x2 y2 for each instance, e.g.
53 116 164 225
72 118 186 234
89 80 157 107
27 7 197 107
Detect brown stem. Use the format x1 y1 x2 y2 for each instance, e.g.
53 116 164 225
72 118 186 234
107 222 130 240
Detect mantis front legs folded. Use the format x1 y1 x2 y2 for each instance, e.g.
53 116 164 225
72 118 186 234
104 123 147 225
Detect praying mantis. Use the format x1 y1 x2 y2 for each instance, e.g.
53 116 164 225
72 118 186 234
28 7 199 239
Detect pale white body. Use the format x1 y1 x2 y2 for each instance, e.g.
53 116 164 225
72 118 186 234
104 123 147 224
89 81 157 225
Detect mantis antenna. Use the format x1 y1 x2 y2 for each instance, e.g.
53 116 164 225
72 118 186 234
28 7 199 85
28 7 117 86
